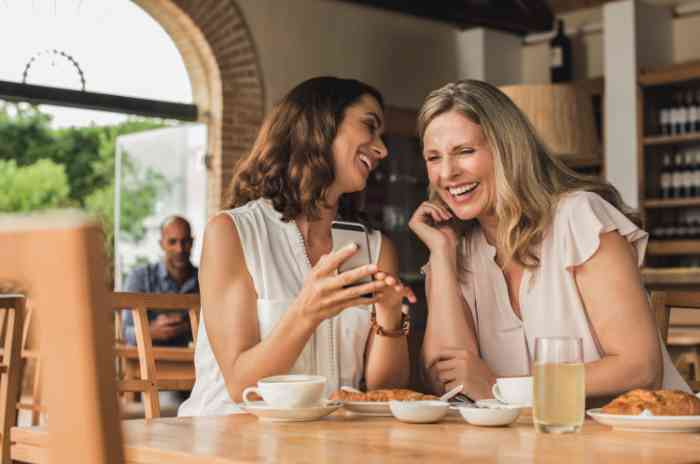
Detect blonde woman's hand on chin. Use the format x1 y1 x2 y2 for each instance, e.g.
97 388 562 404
409 201 459 257
291 243 389 330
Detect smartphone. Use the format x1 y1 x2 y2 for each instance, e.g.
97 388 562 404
331 220 373 286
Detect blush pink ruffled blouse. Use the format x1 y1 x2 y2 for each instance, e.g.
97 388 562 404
457 191 688 390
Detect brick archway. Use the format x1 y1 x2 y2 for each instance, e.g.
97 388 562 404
134 0 265 213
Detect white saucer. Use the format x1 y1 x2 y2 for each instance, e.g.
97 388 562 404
342 401 392 416
587 408 700 433
240 400 343 422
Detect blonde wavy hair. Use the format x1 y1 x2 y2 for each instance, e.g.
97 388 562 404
418 79 638 269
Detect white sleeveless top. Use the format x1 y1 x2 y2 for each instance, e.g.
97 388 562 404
457 191 688 391
179 199 382 416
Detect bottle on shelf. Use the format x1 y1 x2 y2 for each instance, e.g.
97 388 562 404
671 151 683 198
683 150 694 198
659 106 670 136
694 150 700 197
696 88 700 132
678 210 690 240
667 211 679 240
549 19 572 83
688 209 700 240
687 89 697 134
660 152 672 199
675 91 688 136
668 93 677 136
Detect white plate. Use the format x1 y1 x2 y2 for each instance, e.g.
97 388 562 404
342 401 392 416
587 408 700 432
240 401 342 422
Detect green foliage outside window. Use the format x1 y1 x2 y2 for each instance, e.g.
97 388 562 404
0 103 171 268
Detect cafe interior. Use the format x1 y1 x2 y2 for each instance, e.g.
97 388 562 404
4 0 700 461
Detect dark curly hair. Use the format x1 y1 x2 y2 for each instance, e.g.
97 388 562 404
226 76 384 222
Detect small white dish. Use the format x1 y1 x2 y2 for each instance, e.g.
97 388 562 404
475 399 528 409
457 404 522 427
389 400 450 424
343 401 392 416
240 400 342 422
587 408 700 433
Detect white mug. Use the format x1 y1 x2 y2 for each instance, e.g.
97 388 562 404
491 376 533 406
242 375 326 409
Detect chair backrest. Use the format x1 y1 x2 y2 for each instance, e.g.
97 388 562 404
0 295 25 464
650 290 700 392
112 292 200 418
15 302 45 426
0 212 124 464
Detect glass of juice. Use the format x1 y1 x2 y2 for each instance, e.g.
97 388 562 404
533 336 585 433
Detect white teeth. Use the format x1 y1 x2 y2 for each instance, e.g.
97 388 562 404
358 154 372 171
448 183 478 196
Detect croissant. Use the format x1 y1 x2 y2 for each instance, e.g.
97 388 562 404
330 388 438 402
601 389 700 416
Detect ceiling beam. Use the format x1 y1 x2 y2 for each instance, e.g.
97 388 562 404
0 80 197 121
548 0 611 15
336 0 554 34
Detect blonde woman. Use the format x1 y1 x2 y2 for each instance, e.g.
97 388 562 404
409 79 689 402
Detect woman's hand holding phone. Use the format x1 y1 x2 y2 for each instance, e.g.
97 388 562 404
409 201 459 257
292 243 389 328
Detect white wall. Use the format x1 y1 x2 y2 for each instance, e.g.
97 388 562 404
236 0 460 110
456 28 521 85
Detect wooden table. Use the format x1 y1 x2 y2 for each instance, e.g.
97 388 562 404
10 411 700 463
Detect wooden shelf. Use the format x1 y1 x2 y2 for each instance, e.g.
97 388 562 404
643 198 700 209
644 132 700 146
647 240 700 256
642 267 700 286
639 60 700 87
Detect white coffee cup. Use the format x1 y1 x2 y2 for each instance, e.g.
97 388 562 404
491 376 533 406
242 375 326 409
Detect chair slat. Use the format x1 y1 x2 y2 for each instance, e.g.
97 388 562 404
651 290 700 392
0 297 24 464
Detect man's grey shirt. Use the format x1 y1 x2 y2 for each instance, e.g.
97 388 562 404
122 261 199 346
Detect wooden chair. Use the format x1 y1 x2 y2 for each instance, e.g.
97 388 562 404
0 295 25 464
15 303 45 427
651 290 700 392
0 212 123 464
112 292 200 418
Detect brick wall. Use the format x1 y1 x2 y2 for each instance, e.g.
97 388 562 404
135 0 265 214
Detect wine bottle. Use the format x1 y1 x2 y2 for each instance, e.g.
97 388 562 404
686 90 696 133
675 91 687 136
660 153 672 198
550 19 572 83
672 152 683 198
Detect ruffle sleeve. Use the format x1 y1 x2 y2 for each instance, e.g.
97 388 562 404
558 191 648 270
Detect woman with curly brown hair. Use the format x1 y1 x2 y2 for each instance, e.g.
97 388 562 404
410 80 689 403
179 77 415 416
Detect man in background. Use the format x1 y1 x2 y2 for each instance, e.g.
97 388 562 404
123 215 199 346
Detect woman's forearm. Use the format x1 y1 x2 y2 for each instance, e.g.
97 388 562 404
365 305 410 389
223 307 318 402
423 253 476 359
584 354 662 398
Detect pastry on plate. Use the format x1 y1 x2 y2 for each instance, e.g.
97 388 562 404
330 388 438 402
601 389 700 416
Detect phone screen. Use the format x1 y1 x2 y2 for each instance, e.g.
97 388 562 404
331 221 373 286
